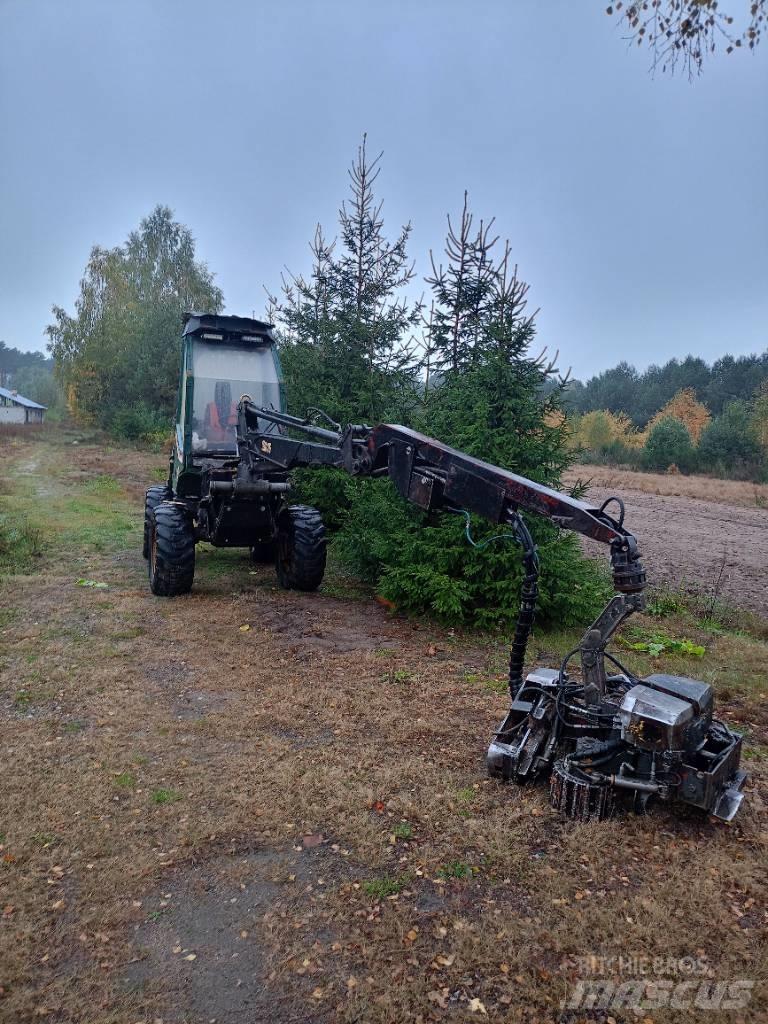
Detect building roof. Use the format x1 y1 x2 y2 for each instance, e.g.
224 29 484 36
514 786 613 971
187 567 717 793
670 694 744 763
0 386 47 410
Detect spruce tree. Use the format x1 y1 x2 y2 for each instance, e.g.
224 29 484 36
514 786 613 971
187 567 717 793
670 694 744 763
336 196 609 629
272 137 421 424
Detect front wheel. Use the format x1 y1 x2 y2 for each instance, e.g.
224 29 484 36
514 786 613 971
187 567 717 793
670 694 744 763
143 484 171 559
275 505 326 592
148 501 195 596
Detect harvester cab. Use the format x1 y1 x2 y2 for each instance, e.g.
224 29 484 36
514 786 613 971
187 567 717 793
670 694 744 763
172 313 283 480
143 313 328 598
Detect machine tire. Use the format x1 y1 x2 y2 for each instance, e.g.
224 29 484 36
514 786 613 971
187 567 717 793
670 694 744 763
148 501 195 596
275 505 326 592
250 540 276 565
143 484 171 559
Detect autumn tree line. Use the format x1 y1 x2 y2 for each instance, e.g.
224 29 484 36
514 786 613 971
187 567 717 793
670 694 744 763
564 360 768 480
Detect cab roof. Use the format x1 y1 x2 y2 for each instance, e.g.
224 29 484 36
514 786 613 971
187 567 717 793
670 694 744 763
182 312 276 344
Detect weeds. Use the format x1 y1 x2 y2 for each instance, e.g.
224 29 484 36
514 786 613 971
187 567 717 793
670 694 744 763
646 588 687 617
0 607 18 628
622 628 705 658
151 788 182 804
114 771 136 789
437 861 473 880
465 671 507 695
82 474 122 495
384 668 414 685
392 822 413 840
0 513 43 572
13 689 33 711
363 875 408 899
62 720 87 733
29 832 60 848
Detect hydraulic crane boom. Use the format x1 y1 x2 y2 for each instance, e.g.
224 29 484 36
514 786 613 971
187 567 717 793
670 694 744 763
234 399 745 823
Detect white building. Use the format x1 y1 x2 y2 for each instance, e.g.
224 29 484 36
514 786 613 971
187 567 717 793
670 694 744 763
0 386 46 424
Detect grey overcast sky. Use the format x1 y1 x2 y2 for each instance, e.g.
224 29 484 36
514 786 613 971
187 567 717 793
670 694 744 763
0 0 765 379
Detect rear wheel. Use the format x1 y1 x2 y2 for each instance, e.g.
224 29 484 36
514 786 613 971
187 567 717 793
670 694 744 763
148 501 195 596
143 484 171 558
275 505 326 591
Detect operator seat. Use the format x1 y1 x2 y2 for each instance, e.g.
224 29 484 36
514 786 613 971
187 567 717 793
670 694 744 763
204 381 238 444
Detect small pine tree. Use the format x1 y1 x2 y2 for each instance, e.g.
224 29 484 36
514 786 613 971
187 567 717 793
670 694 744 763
271 137 421 425
423 192 498 373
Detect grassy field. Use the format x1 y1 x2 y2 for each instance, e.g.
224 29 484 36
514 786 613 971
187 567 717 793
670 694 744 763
1 429 766 1024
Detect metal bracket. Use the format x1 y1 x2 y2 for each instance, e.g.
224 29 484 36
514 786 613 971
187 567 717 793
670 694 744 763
579 591 646 698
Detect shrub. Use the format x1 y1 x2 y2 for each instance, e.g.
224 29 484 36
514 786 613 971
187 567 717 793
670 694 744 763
109 401 171 444
643 416 695 472
335 480 610 630
333 354 613 631
290 467 353 532
697 401 764 479
570 410 643 461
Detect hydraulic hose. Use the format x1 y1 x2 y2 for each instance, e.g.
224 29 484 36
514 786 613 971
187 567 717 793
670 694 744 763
507 513 540 696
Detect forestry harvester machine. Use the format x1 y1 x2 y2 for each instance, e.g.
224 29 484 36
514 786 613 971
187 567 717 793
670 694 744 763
144 313 746 823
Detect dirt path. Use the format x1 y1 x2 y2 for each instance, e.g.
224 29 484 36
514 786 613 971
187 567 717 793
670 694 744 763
1 435 767 1024
568 467 768 619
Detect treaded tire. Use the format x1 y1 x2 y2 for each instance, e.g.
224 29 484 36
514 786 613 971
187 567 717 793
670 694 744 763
148 501 195 596
143 484 171 559
275 505 326 592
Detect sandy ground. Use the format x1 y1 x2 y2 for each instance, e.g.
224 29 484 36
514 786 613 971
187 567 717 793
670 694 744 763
1 436 766 1024
567 465 768 620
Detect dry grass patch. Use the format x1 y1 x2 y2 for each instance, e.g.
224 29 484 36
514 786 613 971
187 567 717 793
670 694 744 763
567 463 768 508
0 432 766 1023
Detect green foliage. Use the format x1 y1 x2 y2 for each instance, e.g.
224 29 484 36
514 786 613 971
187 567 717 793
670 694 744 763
151 787 182 804
0 513 43 573
110 400 171 444
335 480 610 629
646 588 687 617
622 629 705 658
392 822 413 840
363 875 408 899
437 861 473 880
46 205 223 433
81 475 121 495
643 416 695 471
270 138 421 425
289 467 352 532
565 351 768 425
274 163 612 632
333 315 611 630
698 400 763 479
0 341 64 414
0 340 52 377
